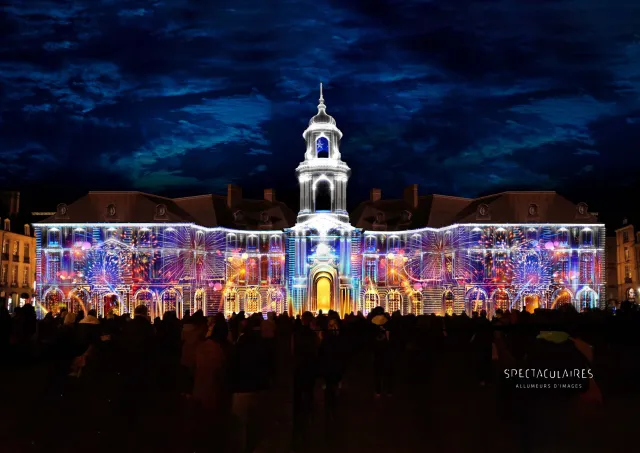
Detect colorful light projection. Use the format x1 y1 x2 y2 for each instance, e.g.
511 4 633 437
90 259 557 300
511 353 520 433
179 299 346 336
35 222 604 319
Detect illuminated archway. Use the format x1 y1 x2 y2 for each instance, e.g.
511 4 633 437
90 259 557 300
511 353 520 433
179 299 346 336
68 287 90 314
316 277 332 313
364 287 380 315
443 291 454 316
493 289 510 312
43 288 64 314
102 293 119 316
267 287 284 314
223 288 238 318
245 288 261 314
466 287 488 314
551 289 573 309
523 293 541 314
576 287 598 311
194 288 206 314
410 291 423 315
161 288 182 317
134 289 157 318
387 290 402 314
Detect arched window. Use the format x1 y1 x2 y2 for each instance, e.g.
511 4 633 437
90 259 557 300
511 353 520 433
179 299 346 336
48 229 61 247
245 288 261 314
315 180 332 211
388 236 400 252
443 291 454 316
387 290 402 314
162 289 179 314
226 234 237 250
73 229 86 247
493 290 510 311
316 136 329 158
410 291 423 315
557 229 569 247
364 288 380 314
247 236 258 251
269 235 281 251
267 287 284 314
495 229 507 248
364 236 377 252
194 289 206 313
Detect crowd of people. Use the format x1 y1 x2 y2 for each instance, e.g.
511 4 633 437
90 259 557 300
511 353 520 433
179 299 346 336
1 299 639 452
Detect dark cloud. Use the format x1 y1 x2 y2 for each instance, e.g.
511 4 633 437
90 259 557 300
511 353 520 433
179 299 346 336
1 0 639 225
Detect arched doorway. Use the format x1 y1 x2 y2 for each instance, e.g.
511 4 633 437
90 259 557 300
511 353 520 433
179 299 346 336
267 287 284 314
161 288 181 315
467 287 488 314
577 288 597 311
43 288 64 315
194 288 206 313
524 294 541 314
134 289 156 318
493 289 510 312
552 289 572 309
316 276 332 313
387 290 402 314
245 288 261 314
315 181 332 212
223 288 238 318
363 287 379 315
68 288 90 314
103 293 119 316
443 291 454 316
410 291 423 315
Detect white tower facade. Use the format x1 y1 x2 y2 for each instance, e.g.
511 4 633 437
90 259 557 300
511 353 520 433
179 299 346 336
296 84 351 224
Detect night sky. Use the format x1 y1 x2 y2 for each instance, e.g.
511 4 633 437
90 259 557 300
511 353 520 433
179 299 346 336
1 0 640 227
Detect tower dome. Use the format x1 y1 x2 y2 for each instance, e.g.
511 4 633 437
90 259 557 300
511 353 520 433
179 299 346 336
309 84 336 126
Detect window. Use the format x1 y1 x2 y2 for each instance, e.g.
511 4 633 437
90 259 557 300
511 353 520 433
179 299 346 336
581 229 593 247
364 236 377 252
495 252 508 282
580 253 594 284
526 228 538 243
247 236 258 251
269 236 281 251
623 231 630 243
1 264 7 284
22 266 29 286
495 229 507 248
411 235 421 251
48 229 61 247
224 289 239 318
226 234 237 250
316 136 329 157
625 247 630 261
270 259 282 285
625 265 632 279
364 257 377 283
387 256 401 285
164 228 177 247
558 229 569 247
410 291 423 315
388 236 400 252
11 266 17 285
12 241 19 257
470 228 482 247
246 258 259 285
73 229 86 246
137 229 150 246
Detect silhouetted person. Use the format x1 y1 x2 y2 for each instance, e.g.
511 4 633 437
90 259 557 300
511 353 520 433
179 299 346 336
292 311 318 451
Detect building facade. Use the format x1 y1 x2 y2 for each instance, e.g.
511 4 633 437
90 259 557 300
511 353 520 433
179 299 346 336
1 191 37 311
34 86 606 318
611 221 640 302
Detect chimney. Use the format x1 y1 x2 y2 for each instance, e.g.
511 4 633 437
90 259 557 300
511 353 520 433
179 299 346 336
227 184 242 209
264 188 276 203
370 188 381 202
9 192 20 215
403 184 418 209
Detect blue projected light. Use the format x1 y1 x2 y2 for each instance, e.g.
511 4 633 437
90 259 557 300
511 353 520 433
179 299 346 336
316 136 329 156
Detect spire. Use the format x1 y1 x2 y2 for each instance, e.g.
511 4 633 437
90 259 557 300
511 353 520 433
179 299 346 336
318 82 326 111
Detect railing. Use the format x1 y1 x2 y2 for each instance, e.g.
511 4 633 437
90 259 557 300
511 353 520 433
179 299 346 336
11 254 19 262
23 257 30 264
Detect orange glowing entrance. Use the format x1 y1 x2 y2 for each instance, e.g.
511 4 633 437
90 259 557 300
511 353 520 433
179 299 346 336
524 294 540 314
316 276 331 313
